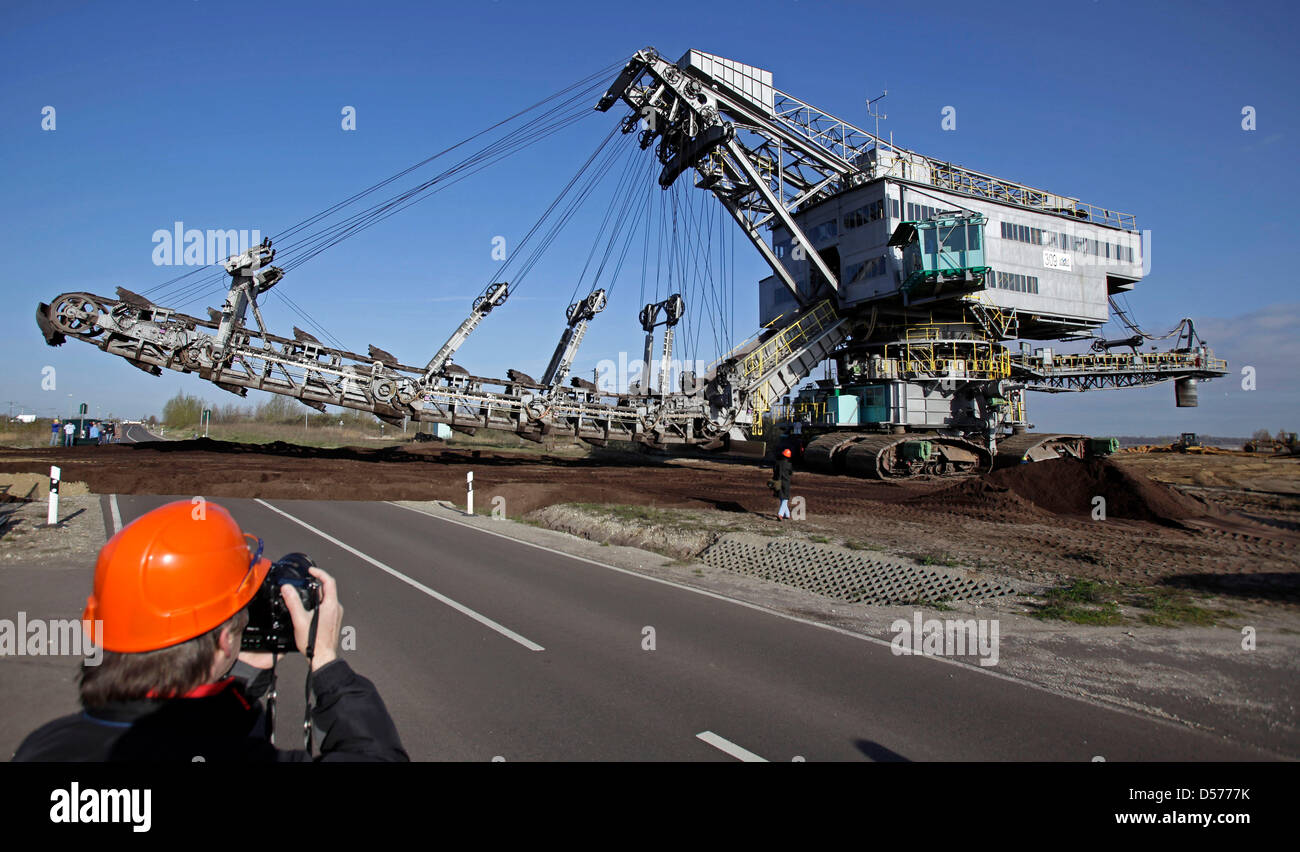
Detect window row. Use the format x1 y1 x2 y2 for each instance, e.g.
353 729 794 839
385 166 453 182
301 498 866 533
906 202 940 222
842 199 885 229
1058 235 1134 262
806 219 839 244
999 221 1135 262
1000 221 1042 244
994 270 1039 294
845 255 889 284
781 198 908 250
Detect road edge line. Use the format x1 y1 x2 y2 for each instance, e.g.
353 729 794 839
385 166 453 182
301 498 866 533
255 499 545 652
385 500 1284 759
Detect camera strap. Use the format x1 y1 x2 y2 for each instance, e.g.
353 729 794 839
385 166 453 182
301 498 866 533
302 606 320 756
260 606 320 755
265 656 278 746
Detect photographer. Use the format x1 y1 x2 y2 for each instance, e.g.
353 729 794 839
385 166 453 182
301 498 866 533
12 500 408 762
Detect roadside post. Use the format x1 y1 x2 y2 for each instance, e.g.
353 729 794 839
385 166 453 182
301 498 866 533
467 471 474 516
47 466 60 526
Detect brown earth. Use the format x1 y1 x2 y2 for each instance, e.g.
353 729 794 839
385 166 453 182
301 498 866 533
909 456 1224 527
1 438 1296 599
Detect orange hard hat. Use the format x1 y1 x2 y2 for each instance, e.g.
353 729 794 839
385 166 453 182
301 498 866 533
782 448 792 458
83 500 271 652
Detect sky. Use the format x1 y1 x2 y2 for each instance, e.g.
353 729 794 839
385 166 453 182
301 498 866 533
1 0 1296 436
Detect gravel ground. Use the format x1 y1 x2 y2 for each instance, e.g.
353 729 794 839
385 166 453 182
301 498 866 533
0 492 104 566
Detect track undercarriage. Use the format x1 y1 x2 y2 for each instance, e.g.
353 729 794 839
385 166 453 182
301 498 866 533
802 431 994 479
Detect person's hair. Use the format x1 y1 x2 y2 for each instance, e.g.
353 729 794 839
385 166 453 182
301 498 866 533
79 608 248 708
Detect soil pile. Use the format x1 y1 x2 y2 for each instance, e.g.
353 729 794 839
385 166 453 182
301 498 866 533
916 457 1220 527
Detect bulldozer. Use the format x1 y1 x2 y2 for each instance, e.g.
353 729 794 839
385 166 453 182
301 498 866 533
1244 432 1298 454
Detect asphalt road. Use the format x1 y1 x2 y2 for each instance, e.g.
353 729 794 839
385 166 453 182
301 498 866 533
120 423 163 443
93 494 1273 761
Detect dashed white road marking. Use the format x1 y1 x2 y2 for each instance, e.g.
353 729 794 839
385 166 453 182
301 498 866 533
108 494 122 534
696 731 768 762
254 498 545 652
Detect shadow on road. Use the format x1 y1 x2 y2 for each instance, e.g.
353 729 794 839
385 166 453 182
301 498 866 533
854 739 911 762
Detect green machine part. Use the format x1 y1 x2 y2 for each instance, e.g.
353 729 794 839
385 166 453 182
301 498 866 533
857 386 888 424
901 440 932 461
1087 437 1119 456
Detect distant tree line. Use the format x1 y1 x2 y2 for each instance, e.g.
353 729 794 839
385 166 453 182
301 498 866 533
159 390 381 429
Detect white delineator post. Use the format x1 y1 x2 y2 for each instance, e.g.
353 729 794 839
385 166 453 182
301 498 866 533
467 471 474 516
47 465 60 525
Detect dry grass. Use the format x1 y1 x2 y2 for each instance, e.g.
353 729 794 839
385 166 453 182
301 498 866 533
0 420 64 449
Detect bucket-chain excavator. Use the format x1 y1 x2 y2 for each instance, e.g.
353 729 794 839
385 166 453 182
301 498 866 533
36 47 1226 477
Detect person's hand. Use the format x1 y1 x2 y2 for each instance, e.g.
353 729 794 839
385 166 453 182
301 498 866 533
238 650 277 670
280 566 343 672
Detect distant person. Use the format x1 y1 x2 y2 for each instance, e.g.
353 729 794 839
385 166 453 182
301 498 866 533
63 421 75 447
50 419 61 446
89 423 101 445
771 447 793 520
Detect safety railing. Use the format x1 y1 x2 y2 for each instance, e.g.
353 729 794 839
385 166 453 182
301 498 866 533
749 384 769 436
1022 350 1228 375
706 310 790 378
736 300 840 388
927 163 1137 231
883 335 1011 381
775 401 830 423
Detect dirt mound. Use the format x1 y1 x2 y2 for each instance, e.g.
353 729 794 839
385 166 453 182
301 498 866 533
127 437 602 468
903 475 1052 520
133 437 447 462
0 472 91 500
916 457 1220 527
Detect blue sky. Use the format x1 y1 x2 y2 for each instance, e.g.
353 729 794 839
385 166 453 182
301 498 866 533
2 0 1296 435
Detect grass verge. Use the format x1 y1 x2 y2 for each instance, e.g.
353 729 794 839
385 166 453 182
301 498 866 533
1032 579 1237 627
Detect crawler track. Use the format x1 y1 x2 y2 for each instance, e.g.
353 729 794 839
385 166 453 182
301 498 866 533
994 433 1088 468
803 431 993 479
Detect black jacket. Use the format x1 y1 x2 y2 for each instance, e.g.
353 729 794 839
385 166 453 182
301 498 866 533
11 659 408 762
772 457 792 499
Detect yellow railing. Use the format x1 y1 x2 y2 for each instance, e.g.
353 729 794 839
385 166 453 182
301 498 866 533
749 385 769 436
706 311 788 377
883 335 1011 381
963 294 1018 338
737 300 840 387
775 401 829 422
1033 351 1227 374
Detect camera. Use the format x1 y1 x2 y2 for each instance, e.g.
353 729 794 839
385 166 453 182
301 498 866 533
241 553 322 653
